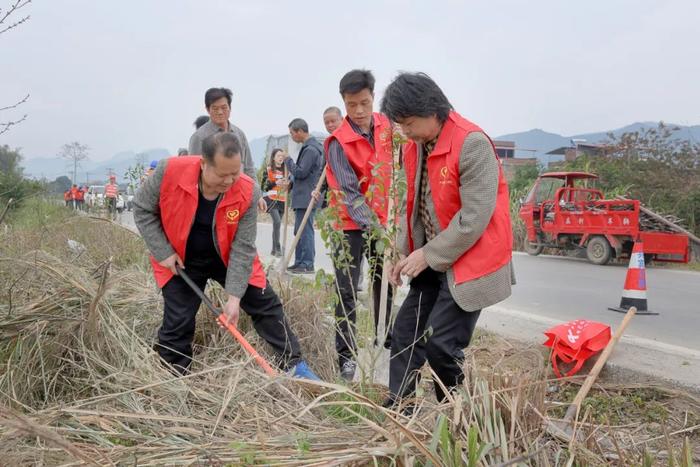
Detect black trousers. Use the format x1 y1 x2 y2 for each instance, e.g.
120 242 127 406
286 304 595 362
332 229 393 366
158 262 301 374
389 268 480 401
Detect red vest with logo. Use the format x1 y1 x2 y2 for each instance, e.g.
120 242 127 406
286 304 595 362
105 183 118 198
404 111 512 284
149 156 267 290
265 167 286 202
324 113 393 230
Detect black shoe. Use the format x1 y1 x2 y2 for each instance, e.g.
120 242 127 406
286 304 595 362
340 360 356 381
291 265 314 274
382 395 415 416
271 251 282 258
287 264 301 272
384 335 392 350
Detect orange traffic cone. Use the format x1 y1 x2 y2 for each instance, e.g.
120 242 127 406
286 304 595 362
609 241 658 315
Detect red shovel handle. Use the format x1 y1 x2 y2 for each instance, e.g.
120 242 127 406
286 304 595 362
174 265 277 377
217 314 277 377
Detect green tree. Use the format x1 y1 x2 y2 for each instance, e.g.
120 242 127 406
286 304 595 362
0 145 43 209
509 163 541 194
565 122 700 235
47 175 72 194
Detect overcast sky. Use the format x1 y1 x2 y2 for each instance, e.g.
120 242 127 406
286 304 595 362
2 0 699 162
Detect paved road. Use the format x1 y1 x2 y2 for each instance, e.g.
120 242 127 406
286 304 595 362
121 212 700 352
253 221 700 351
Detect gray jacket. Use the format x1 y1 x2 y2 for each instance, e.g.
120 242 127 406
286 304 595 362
399 131 515 312
132 158 261 298
188 120 256 180
285 136 323 210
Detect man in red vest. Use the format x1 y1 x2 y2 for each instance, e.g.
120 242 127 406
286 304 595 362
133 132 319 379
324 69 394 381
75 185 85 210
69 184 79 210
105 175 119 216
381 72 515 405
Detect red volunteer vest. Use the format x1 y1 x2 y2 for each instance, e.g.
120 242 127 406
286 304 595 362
404 111 513 284
324 113 393 230
265 167 286 202
70 187 79 200
105 183 118 198
149 156 266 290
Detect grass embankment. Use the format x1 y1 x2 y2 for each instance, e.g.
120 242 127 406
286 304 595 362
0 199 697 466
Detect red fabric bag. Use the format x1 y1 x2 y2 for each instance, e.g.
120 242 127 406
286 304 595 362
544 320 611 377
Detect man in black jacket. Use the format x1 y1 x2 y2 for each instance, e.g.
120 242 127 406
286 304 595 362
286 118 323 274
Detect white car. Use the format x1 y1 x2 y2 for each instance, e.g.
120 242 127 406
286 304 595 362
86 185 106 210
116 194 126 213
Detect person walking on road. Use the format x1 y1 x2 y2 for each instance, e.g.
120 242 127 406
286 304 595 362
381 72 515 406
263 148 288 257
285 118 323 274
105 176 119 219
324 69 394 381
133 132 319 380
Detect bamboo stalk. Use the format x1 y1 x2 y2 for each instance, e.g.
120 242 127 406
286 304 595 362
617 196 700 245
376 135 400 348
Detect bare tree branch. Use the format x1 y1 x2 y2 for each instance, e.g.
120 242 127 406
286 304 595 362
0 93 29 112
0 0 31 35
1 1 32 135
0 114 26 135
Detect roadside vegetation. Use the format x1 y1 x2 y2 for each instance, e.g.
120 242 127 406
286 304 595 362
0 200 697 465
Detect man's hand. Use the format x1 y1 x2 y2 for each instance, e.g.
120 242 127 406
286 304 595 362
221 296 241 328
257 197 267 212
397 248 428 279
311 190 321 203
388 255 406 287
159 253 184 275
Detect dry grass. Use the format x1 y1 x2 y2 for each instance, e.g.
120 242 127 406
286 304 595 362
0 203 697 465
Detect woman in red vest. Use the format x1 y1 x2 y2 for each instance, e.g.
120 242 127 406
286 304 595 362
132 132 318 380
381 72 515 407
262 148 287 257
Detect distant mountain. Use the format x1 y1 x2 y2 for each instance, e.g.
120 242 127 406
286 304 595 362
495 122 700 165
23 122 699 181
23 148 171 184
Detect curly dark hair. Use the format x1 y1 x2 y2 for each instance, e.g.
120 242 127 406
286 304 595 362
381 72 452 123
